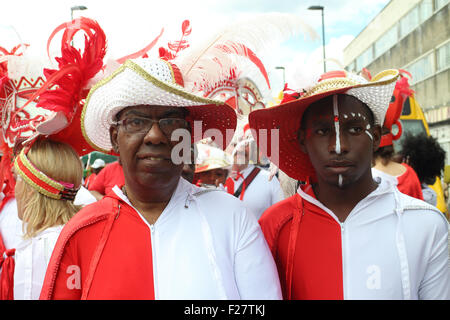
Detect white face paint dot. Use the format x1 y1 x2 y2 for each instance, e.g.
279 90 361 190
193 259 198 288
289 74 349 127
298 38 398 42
366 124 371 129
351 112 356 117
343 114 348 119
338 174 343 187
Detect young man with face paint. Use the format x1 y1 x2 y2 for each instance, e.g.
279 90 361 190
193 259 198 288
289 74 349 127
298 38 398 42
249 70 450 300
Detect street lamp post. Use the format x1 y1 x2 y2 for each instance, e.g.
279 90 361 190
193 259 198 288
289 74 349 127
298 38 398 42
275 66 286 86
71 5 87 21
308 5 326 73
70 6 87 46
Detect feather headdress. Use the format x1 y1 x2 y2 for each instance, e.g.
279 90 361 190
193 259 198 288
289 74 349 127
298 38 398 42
174 13 318 94
117 27 164 64
0 43 31 212
12 17 166 155
159 20 191 61
11 17 109 155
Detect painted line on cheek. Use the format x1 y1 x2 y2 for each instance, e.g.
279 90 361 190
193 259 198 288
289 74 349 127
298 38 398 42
365 130 373 140
333 95 341 154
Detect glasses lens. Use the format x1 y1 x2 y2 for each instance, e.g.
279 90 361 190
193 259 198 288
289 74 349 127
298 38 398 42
124 118 152 133
159 118 188 135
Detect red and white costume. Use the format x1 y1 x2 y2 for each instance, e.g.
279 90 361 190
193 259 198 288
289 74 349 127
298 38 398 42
259 177 449 300
40 177 281 299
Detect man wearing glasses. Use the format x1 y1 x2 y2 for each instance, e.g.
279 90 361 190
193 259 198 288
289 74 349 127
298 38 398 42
40 58 281 300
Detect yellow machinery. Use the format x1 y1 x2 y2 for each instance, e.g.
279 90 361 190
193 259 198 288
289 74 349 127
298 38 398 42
396 95 449 219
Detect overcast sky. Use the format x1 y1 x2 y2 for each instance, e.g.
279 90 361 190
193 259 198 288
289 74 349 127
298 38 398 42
1 0 389 95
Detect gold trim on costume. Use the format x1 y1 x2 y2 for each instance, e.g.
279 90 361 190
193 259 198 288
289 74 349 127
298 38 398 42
18 150 64 191
14 152 62 200
301 69 399 99
160 59 176 85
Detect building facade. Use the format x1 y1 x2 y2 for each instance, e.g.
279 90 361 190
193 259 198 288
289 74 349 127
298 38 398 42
344 0 450 162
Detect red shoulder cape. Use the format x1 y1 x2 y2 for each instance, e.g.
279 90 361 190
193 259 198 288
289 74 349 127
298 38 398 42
39 192 155 300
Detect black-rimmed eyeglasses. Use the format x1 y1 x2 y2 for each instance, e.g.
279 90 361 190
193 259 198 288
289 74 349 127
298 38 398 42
113 117 189 136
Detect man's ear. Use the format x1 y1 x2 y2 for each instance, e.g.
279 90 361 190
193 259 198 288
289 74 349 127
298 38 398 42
371 125 382 152
110 125 119 154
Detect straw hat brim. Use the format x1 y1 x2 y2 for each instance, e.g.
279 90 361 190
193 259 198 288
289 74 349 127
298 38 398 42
81 60 237 153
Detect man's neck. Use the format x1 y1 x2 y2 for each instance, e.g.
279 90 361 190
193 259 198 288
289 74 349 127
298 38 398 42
311 174 378 223
123 178 179 225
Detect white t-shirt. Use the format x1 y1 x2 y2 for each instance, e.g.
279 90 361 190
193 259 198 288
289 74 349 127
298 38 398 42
73 185 97 206
0 198 23 249
14 225 63 300
229 165 284 220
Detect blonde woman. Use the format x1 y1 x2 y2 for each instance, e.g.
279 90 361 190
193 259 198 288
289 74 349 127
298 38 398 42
12 139 82 299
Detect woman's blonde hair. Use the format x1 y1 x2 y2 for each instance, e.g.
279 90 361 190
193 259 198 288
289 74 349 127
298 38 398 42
17 139 83 238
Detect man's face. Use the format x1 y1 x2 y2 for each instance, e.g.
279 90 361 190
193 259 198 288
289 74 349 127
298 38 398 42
299 94 381 188
110 105 188 190
196 168 228 186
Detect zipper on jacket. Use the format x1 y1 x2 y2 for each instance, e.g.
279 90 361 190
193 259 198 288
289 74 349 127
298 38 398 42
340 222 347 300
149 223 157 299
120 193 159 300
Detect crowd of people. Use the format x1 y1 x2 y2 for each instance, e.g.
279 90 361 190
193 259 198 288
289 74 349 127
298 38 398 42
0 15 448 300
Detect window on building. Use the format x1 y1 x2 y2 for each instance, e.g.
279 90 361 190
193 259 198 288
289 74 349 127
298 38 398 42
356 46 373 70
400 6 419 38
435 0 449 11
346 61 356 73
374 25 398 58
420 0 434 23
406 52 434 84
437 41 450 71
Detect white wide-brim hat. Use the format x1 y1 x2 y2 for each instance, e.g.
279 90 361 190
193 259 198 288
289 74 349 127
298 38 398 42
195 142 231 173
81 58 237 153
249 69 400 182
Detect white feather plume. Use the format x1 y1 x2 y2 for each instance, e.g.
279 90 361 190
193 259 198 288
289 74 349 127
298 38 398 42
174 12 318 93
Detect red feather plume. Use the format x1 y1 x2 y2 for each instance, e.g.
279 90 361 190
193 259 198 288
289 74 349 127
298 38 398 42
396 69 414 98
16 18 106 119
159 20 191 61
36 17 107 119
